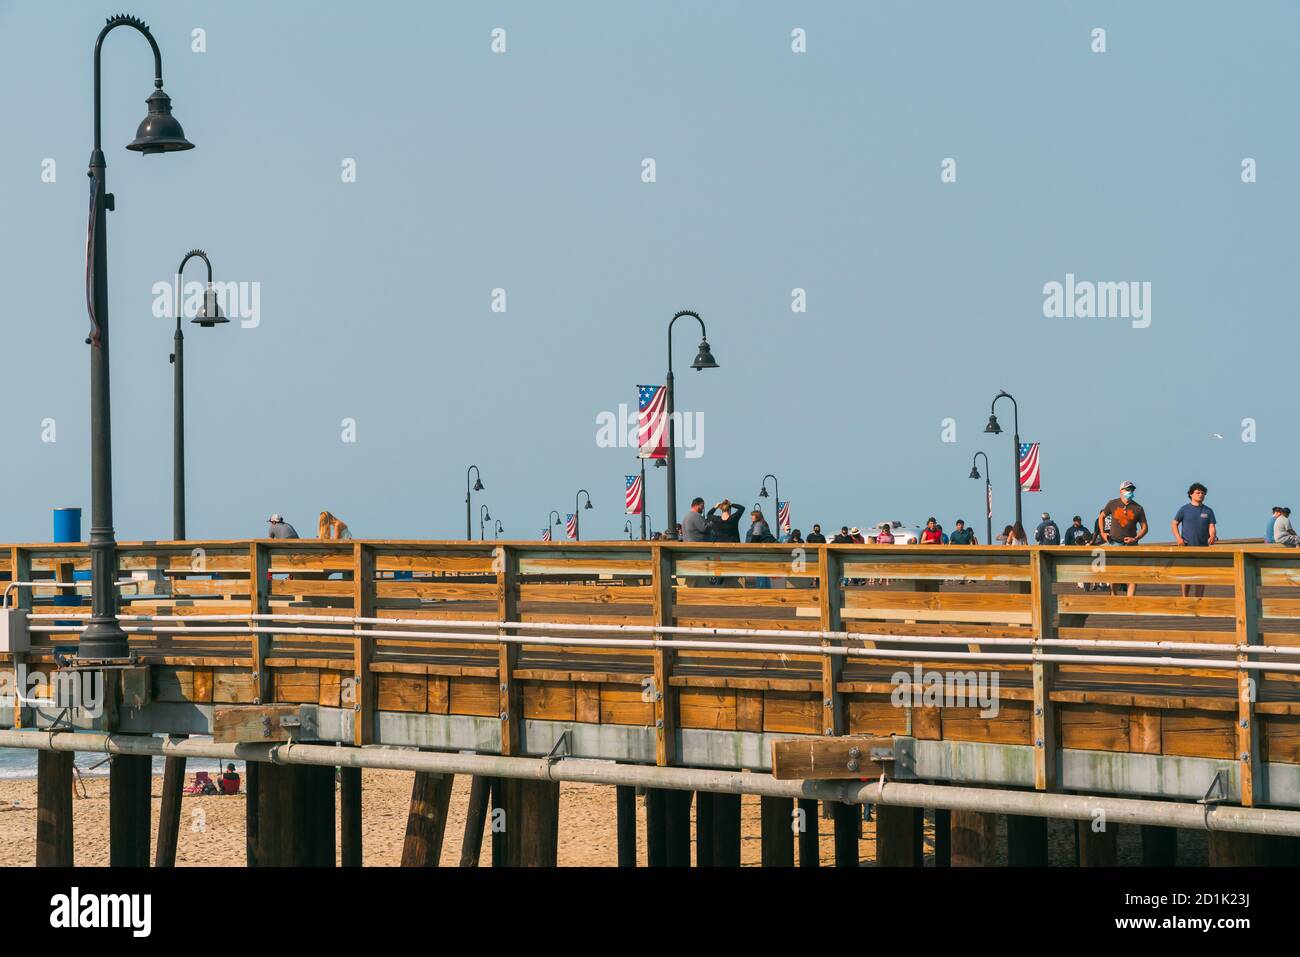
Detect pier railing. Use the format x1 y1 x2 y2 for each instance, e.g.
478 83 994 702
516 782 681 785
4 540 1300 806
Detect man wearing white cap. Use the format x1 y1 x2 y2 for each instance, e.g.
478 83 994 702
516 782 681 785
267 514 299 539
1099 481 1147 596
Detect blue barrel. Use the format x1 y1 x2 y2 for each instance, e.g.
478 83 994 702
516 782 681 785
52 507 82 543
52 507 88 608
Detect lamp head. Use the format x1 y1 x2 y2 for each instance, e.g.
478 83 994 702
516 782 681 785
584 500 593 510
126 88 195 154
984 414 1002 435
691 338 718 370
473 478 485 492
192 285 228 328
969 466 981 480
758 486 769 499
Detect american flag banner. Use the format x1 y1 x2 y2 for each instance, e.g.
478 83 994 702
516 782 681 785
625 475 643 514
565 513 578 540
541 527 552 542
637 385 667 459
1019 442 1041 492
777 500 791 533
986 483 993 519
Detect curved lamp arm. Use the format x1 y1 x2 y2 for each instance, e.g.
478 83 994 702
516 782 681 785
94 15 164 154
174 248 213 333
667 309 706 377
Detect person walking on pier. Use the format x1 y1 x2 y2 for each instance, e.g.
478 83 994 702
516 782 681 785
1034 512 1060 545
920 517 943 544
948 519 975 544
1100 481 1148 596
1172 483 1217 597
267 514 299 539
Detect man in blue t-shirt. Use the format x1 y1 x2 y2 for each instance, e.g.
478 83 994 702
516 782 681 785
1172 482 1217 597
1267 507 1281 544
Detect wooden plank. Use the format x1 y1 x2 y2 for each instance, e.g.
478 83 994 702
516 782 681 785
212 667 257 704
1162 710 1236 759
819 547 843 737
448 676 500 717
763 691 821 734
678 689 737 730
840 560 1031 582
652 545 676 764
427 676 450 714
520 681 576 721
575 682 601 723
273 668 320 704
497 545 521 755
10 548 31 730
736 688 763 731
319 670 341 707
1030 550 1058 790
770 735 892 780
1054 558 1234 586
353 542 376 745
599 684 655 725
1059 705 1130 752
249 544 271 706
941 702 1033 745
1234 552 1262 805
376 674 428 712
519 583 654 605
1057 594 1235 617
672 587 819 608
846 698 908 736
375 581 499 601
1263 715 1300 764
212 704 303 742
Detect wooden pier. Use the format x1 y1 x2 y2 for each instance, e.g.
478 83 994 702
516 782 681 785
5 539 1300 866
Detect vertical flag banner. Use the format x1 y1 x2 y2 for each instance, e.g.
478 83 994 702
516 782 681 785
541 527 552 542
625 475 643 515
777 500 791 533
1019 442 1041 492
565 513 578 540
637 384 667 459
986 484 993 520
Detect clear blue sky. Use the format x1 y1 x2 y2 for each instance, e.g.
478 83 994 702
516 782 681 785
2 1 1296 542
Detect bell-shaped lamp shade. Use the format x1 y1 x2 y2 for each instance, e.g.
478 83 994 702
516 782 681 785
473 478 485 492
758 486 770 499
984 414 1003 435
654 457 666 468
584 500 593 510
127 89 195 154
969 466 981 480
193 286 229 328
691 338 718 370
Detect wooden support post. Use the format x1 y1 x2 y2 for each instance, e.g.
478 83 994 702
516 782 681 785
951 810 997 866
1006 814 1049 866
1076 820 1118 866
340 765 362 867
353 542 376 745
249 543 272 708
256 761 336 866
832 801 859 867
797 798 819 867
1233 551 1261 806
10 548 31 730
665 787 691 866
1209 830 1260 866
651 544 677 766
818 546 844 737
245 760 260 866
1140 825 1178 867
495 544 520 755
502 778 560 867
615 785 637 867
1260 835 1300 866
876 804 922 866
694 790 714 866
760 795 795 867
400 771 454 866
1029 549 1059 792
711 792 742 866
490 777 506 867
645 788 668 867
109 753 152 867
933 808 951 866
459 774 492 867
154 754 186 867
36 749 74 866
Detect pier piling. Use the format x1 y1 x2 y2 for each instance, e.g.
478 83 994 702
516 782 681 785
876 804 923 866
1006 814 1049 866
400 771 454 866
340 765 363 866
950 810 997 866
36 749 74 866
154 755 186 867
615 785 637 866
109 753 152 867
832 801 859 866
459 774 492 866
797 798 819 866
760 795 795 866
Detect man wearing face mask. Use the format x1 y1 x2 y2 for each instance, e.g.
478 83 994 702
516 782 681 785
1100 480 1148 597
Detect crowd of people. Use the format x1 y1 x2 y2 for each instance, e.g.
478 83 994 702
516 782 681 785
663 481 1300 560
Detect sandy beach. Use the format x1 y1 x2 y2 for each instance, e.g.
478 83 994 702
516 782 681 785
0 769 1198 866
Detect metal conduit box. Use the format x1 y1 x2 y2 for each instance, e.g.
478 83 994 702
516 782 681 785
0 608 29 653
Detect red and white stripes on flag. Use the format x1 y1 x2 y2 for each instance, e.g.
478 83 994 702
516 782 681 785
777 500 790 533
565 513 578 540
541 527 552 542
637 385 667 459
986 483 993 519
1019 442 1041 492
625 475 643 515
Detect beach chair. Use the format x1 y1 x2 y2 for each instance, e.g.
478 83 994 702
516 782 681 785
183 770 213 795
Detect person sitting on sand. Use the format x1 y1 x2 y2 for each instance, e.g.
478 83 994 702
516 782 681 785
219 763 241 795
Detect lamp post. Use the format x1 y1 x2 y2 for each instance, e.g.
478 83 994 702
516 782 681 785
758 473 781 538
82 14 195 660
663 310 718 540
636 455 649 540
984 390 1022 532
479 504 491 541
465 465 484 540
969 451 992 546
549 510 562 537
494 520 504 541
170 249 226 540
574 489 592 541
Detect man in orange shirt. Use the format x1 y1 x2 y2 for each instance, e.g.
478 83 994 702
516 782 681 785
1099 480 1148 596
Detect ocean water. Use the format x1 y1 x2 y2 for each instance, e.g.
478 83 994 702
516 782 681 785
0 739 242 780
